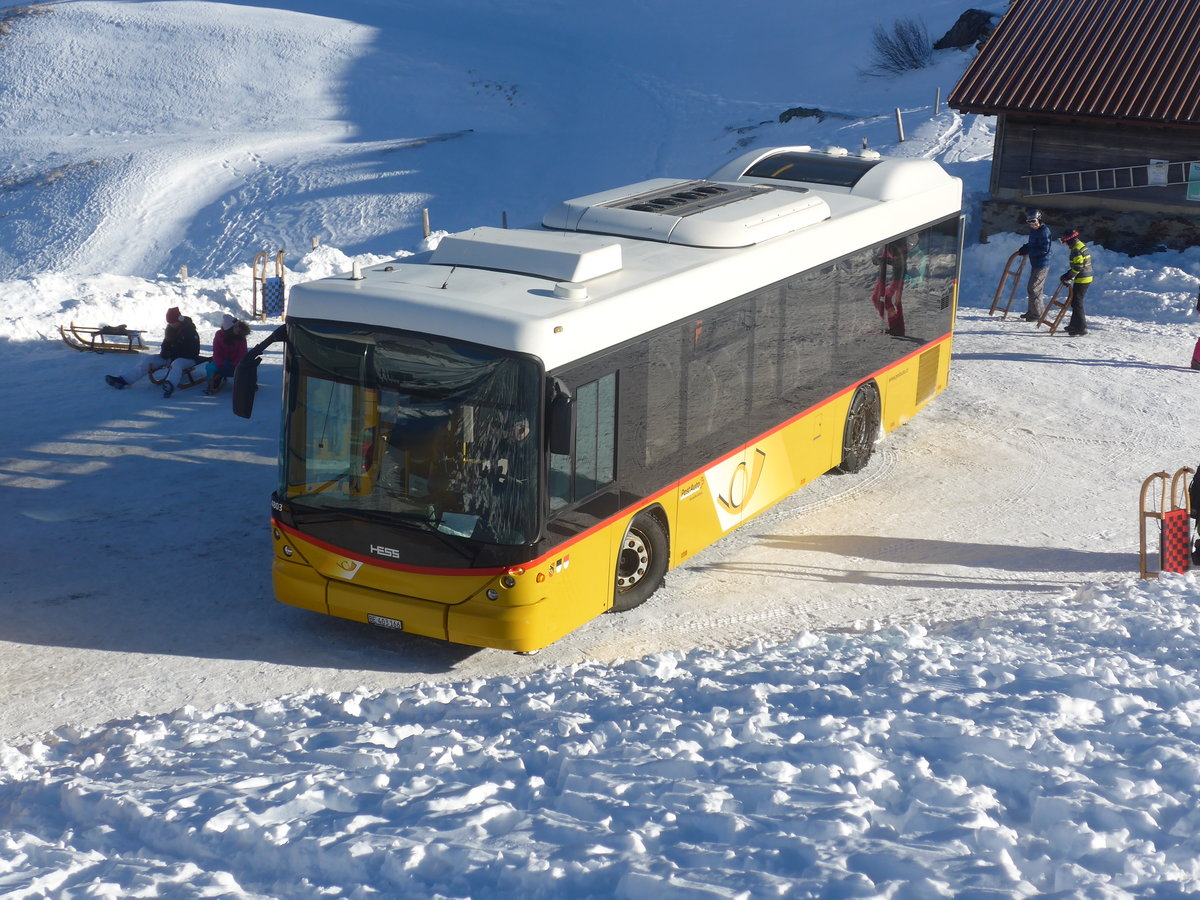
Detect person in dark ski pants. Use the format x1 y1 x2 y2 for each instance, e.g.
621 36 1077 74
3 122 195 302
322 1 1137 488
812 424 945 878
1191 468 1200 565
105 306 201 397
1057 229 1094 336
1015 208 1052 320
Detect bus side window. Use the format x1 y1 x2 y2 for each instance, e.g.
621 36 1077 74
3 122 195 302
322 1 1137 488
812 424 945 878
685 308 749 446
549 372 616 511
645 330 682 467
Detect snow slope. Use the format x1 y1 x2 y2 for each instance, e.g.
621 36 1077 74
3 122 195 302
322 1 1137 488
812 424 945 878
4 0 1200 896
0 0 983 281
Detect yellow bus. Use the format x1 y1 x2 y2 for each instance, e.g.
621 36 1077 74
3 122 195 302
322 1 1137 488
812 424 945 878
235 146 963 652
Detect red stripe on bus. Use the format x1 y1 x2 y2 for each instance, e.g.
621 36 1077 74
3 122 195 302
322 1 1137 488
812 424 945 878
275 331 951 578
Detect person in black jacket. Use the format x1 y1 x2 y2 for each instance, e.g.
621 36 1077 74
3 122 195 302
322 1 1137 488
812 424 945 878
1057 229 1094 337
105 306 201 398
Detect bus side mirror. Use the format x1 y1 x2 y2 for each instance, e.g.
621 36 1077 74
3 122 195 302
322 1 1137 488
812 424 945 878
233 324 287 419
232 356 261 419
547 380 573 455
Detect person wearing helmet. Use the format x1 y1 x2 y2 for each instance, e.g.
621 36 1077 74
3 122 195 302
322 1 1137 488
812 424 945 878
1015 208 1053 321
1057 228 1093 336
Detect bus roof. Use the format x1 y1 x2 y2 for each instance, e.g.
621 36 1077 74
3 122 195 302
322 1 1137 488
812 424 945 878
286 147 962 372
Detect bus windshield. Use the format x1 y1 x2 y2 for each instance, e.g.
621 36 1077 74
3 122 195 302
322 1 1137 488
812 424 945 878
282 323 542 546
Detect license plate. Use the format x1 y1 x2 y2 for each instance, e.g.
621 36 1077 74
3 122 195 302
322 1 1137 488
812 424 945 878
367 614 404 631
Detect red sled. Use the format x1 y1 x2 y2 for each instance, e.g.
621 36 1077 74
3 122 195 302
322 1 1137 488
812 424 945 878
1140 467 1195 577
1162 508 1192 573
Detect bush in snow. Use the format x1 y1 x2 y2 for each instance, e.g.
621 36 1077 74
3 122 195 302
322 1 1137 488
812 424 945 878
867 17 933 75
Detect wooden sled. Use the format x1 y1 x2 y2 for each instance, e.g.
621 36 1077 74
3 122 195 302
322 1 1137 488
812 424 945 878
253 250 287 320
989 251 1026 319
60 322 147 354
147 357 212 391
1139 467 1195 578
1035 281 1072 335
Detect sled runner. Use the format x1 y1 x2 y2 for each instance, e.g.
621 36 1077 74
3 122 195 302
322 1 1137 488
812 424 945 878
1035 281 1072 335
147 357 212 390
1139 466 1195 578
989 251 1026 319
59 322 147 354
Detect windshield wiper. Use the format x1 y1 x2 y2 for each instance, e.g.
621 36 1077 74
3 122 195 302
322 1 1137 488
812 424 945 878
288 503 425 527
292 504 477 561
343 506 436 528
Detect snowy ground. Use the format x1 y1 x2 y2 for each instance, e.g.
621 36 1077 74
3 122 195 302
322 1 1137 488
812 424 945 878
4 0 1200 896
5 579 1200 898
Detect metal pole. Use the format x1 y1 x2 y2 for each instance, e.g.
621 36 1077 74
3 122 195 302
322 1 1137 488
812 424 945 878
422 209 431 238
934 87 941 114
895 108 905 142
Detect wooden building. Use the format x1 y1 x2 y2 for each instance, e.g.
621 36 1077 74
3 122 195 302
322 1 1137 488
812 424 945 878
948 0 1200 253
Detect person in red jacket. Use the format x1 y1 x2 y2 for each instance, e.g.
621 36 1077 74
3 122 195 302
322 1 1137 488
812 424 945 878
203 314 251 395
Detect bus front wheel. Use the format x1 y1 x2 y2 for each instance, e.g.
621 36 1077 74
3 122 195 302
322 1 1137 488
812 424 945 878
836 381 880 474
611 513 668 612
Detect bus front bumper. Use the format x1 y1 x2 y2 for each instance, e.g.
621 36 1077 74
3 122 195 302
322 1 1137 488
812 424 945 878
274 558 556 653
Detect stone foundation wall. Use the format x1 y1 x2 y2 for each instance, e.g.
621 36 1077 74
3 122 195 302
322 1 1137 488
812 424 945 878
978 200 1200 255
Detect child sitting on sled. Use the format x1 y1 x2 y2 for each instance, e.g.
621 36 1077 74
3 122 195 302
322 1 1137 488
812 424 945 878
203 314 251 395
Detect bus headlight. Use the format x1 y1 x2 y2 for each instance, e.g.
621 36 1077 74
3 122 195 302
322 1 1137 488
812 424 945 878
486 589 500 601
501 566 523 590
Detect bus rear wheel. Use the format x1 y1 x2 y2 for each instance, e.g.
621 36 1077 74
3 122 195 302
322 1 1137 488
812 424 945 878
836 381 880 474
611 512 668 612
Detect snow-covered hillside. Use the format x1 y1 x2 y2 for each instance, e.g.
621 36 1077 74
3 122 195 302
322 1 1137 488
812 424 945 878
4 1 1200 896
